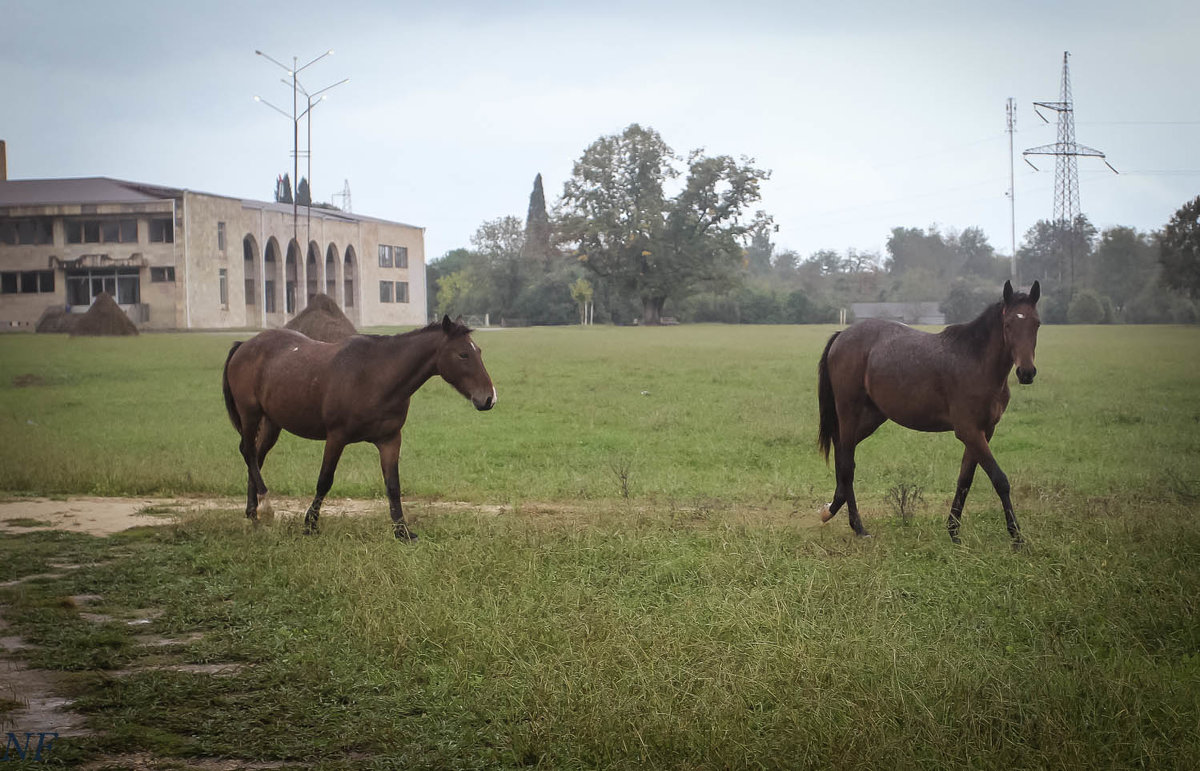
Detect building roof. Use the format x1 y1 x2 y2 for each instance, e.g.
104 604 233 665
0 177 181 207
0 177 419 230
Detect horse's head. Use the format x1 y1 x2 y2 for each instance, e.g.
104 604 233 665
1002 280 1041 385
436 315 497 411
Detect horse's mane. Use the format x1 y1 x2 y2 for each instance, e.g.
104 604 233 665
419 319 474 338
941 302 1003 349
356 320 473 344
941 290 1034 349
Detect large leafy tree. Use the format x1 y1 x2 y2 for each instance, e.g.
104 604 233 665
558 124 771 325
1016 215 1096 291
1093 226 1157 310
1159 195 1200 299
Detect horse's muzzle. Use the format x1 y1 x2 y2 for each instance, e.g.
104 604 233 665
1016 367 1037 385
473 388 497 411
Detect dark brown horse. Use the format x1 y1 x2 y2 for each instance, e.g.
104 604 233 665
817 280 1041 545
222 315 496 540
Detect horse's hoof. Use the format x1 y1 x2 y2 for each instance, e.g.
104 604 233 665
394 529 419 543
820 504 835 523
855 532 873 539
302 525 320 536
1011 539 1026 552
950 536 962 545
258 495 274 518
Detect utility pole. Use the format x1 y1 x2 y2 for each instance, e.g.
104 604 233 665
1007 98 1018 284
1023 52 1117 297
254 49 345 245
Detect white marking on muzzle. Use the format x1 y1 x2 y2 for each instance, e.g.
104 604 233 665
490 385 498 406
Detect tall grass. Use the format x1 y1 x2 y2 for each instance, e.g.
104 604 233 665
2 324 1199 767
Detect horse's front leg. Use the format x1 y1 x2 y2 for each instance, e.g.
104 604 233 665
376 436 416 541
947 449 978 544
304 437 345 535
958 429 1022 548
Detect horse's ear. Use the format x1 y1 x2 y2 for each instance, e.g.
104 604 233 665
441 315 453 333
1003 280 1014 305
1029 280 1041 304
453 315 464 325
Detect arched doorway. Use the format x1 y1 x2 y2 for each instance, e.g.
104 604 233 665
325 243 338 299
243 234 262 327
306 241 321 302
285 239 301 315
264 237 282 319
343 245 359 325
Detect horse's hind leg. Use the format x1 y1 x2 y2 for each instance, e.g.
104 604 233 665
827 404 885 537
238 416 269 522
303 437 345 535
254 419 282 519
947 449 978 544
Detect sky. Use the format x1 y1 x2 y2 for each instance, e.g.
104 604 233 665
3 0 1199 269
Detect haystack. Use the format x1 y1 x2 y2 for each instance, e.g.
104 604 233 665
284 293 357 342
70 292 139 336
35 305 78 334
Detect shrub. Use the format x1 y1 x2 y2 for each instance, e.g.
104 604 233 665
1067 289 1107 324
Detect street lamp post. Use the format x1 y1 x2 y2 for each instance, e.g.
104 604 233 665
253 49 343 244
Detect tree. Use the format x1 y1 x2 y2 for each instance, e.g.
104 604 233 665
521 174 553 270
744 221 776 276
558 124 771 325
296 177 312 206
570 277 594 324
1093 226 1157 312
1016 216 1096 293
886 226 957 279
275 174 293 204
1159 195 1200 299
471 216 526 319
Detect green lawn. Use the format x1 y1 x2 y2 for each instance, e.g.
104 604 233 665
1 324 1198 768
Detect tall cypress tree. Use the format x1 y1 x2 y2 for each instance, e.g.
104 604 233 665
522 173 552 270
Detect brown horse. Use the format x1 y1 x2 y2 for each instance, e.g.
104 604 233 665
817 280 1041 546
221 315 496 540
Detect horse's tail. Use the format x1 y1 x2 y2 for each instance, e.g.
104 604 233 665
817 331 840 463
222 341 244 433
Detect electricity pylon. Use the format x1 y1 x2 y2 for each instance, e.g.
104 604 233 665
1022 51 1117 296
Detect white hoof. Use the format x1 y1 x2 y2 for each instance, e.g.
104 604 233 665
820 503 835 523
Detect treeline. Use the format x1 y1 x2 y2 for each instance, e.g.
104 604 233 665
428 126 1200 325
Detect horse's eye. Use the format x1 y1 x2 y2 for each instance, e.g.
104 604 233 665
459 352 469 359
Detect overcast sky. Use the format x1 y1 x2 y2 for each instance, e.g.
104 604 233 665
4 0 1198 269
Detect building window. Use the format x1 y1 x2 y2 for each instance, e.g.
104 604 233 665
217 222 226 252
65 267 139 306
219 269 229 306
379 280 394 303
65 219 136 244
150 266 175 282
395 281 409 303
377 244 407 268
0 271 54 294
344 279 354 308
0 217 53 245
245 278 256 305
149 218 174 243
264 280 276 313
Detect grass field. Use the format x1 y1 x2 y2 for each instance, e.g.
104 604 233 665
1 324 1199 768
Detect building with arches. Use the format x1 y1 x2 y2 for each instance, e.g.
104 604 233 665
0 177 426 330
